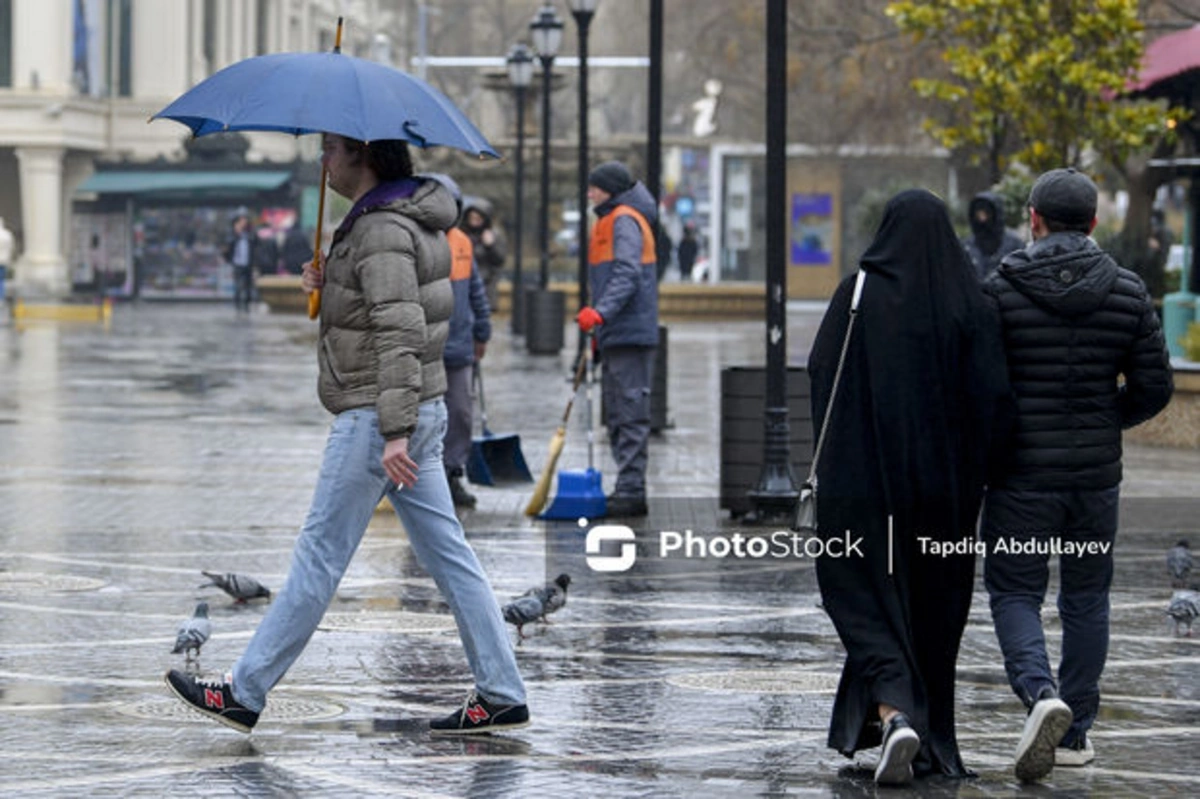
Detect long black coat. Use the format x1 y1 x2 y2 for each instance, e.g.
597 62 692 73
809 190 1013 778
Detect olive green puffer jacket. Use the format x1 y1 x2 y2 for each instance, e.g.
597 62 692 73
316 178 456 440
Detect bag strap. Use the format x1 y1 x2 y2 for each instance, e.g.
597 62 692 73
805 269 866 484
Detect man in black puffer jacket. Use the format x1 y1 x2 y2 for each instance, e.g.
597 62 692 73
981 168 1173 783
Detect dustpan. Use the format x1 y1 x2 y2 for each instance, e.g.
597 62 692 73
541 334 606 520
467 363 533 486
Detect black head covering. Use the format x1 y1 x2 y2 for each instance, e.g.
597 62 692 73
859 189 984 339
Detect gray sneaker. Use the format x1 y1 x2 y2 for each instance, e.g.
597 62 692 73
874 712 920 786
1057 736 1095 767
1014 687 1073 782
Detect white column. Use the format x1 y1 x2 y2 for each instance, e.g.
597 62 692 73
132 0 189 98
14 147 69 298
11 0 71 91
190 0 207 82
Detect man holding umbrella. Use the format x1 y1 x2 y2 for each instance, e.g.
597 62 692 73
165 135 529 735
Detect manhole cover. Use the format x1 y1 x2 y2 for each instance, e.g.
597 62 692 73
0 572 106 593
317 610 456 634
668 668 841 695
120 696 345 724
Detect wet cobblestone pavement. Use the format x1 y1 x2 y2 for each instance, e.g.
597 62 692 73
0 303 1198 797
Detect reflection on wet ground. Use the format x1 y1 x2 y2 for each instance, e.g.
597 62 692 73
0 304 1197 797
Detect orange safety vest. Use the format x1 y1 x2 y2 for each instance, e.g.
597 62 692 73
588 205 655 267
447 227 474 281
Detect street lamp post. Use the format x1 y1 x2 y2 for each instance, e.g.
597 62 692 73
526 3 566 355
506 43 534 336
748 0 797 522
569 0 598 360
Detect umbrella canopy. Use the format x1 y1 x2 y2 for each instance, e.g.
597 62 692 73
153 51 499 158
1130 25 1200 96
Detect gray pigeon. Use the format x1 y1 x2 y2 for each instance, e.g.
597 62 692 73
1167 540 1193 588
1166 590 1200 637
502 574 571 638
201 571 271 603
172 601 212 659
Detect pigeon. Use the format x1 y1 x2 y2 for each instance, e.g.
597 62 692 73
172 601 212 659
501 574 571 638
1166 590 1200 637
201 571 271 603
1167 540 1193 588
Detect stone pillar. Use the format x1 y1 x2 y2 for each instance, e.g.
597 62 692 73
14 147 68 298
12 1 70 91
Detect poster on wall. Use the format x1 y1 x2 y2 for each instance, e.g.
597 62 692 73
791 193 833 266
71 212 132 296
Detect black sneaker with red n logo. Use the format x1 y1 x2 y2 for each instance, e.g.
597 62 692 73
429 690 530 735
164 669 259 733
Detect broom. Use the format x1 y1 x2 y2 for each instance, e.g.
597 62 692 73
524 352 591 517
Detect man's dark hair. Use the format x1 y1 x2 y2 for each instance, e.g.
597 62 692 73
1040 214 1093 235
344 138 414 181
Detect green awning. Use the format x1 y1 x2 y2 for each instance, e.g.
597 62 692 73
76 170 292 195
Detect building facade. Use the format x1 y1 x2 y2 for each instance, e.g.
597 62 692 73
0 0 393 298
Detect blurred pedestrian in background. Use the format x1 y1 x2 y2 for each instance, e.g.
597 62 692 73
253 218 280 276
429 174 492 510
676 222 699 280
810 189 1013 785
281 222 314 275
0 216 13 307
962 191 1024 281
460 196 506 309
225 212 257 311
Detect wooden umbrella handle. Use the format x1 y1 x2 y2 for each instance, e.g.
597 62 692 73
306 164 328 320
306 18 343 321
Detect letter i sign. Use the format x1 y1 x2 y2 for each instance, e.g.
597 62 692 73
204 689 225 710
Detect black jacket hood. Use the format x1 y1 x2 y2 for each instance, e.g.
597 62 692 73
997 232 1118 317
968 192 1007 242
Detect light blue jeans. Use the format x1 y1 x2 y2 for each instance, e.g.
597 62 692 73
232 400 526 712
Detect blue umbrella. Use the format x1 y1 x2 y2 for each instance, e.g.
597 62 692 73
153 51 497 158
152 20 497 318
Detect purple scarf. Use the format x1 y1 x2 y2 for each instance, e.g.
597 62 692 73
332 178 420 244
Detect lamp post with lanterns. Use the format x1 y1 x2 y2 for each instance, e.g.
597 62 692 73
568 0 598 359
525 4 566 355
506 43 534 336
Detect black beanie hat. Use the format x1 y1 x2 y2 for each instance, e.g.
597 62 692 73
588 161 634 196
1029 168 1097 225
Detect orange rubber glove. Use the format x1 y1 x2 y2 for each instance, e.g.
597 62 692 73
576 306 604 332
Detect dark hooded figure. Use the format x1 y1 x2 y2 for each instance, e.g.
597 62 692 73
963 191 1024 280
809 189 1013 785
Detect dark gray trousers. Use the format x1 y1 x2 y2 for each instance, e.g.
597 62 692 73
601 345 654 497
981 485 1119 747
442 364 473 474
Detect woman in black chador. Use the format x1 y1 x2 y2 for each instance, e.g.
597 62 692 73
809 189 1012 785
